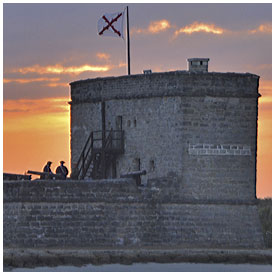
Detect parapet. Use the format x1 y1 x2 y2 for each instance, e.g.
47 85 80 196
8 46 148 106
188 58 210 72
69 70 259 104
4 179 265 249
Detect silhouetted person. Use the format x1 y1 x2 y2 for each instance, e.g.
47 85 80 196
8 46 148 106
41 161 53 179
56 161 69 179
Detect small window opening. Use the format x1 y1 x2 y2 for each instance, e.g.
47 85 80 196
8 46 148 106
133 158 141 171
116 116 122 130
134 119 137 127
127 120 131 127
200 61 203 65
143 69 152 74
149 160 155 172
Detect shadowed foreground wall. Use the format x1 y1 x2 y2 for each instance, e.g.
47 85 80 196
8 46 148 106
4 179 265 249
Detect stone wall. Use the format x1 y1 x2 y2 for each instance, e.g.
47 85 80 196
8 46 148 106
70 71 259 201
4 179 265 249
70 71 259 103
70 96 184 184
181 96 258 201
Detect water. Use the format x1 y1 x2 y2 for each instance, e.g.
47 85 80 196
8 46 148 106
6 262 272 272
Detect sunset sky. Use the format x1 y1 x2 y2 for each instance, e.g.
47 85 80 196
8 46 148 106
3 3 272 198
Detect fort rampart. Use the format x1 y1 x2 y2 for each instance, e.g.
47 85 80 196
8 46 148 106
4 61 269 267
70 70 260 197
4 178 264 249
70 71 259 103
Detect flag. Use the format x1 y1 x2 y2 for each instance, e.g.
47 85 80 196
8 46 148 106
98 11 125 39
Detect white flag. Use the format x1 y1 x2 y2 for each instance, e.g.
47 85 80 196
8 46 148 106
98 11 125 39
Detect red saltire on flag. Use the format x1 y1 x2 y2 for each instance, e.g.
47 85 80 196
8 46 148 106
98 11 125 39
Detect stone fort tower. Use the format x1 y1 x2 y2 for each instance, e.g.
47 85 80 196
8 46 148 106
3 58 264 252
70 58 260 203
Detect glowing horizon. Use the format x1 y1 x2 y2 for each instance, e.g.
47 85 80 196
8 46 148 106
249 23 272 34
12 64 111 75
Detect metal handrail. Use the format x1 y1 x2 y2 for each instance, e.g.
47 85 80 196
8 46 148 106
76 132 93 173
74 129 124 179
105 129 113 149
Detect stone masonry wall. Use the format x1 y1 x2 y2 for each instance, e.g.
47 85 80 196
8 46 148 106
106 96 184 184
70 101 101 165
70 71 259 202
181 96 258 201
71 96 184 184
70 71 259 103
4 180 265 249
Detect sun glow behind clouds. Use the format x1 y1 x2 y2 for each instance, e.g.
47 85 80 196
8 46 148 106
13 64 110 75
148 20 171 33
256 80 272 198
96 52 110 60
249 23 272 34
131 20 271 38
4 97 70 131
4 77 60 84
174 22 224 36
4 77 68 87
132 19 171 34
3 97 71 175
258 80 272 106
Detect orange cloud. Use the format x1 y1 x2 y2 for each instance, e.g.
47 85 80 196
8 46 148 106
4 77 68 88
4 77 60 84
249 23 272 34
257 64 272 70
132 19 171 34
148 20 171 33
259 80 272 95
4 97 70 119
117 62 126 68
13 64 111 75
131 20 270 39
46 82 68 87
96 52 110 60
174 22 225 36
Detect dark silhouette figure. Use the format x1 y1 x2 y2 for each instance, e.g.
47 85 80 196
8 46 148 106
41 161 53 179
56 161 69 179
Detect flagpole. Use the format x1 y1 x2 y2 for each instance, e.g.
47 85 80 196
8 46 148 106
126 6 131 75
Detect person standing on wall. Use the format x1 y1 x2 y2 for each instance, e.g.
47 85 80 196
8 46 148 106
56 161 69 179
41 161 54 179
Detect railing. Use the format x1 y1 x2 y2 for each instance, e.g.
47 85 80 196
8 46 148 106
73 129 124 179
74 131 94 179
105 129 124 152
